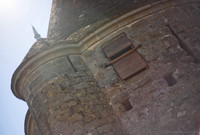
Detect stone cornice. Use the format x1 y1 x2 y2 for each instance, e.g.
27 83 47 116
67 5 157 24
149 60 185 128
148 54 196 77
11 0 200 101
25 110 34 135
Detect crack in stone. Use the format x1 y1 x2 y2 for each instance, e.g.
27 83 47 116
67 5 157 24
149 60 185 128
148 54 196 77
167 25 200 64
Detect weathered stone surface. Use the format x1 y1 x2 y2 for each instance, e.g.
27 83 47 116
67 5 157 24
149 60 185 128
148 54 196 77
23 54 116 134
11 0 200 135
82 1 200 135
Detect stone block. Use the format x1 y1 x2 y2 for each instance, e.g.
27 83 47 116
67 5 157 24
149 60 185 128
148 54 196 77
132 31 151 45
111 91 129 104
68 113 83 123
147 12 164 24
129 93 143 107
97 124 113 134
69 55 89 71
131 19 148 32
73 82 89 90
87 130 99 135
177 111 186 118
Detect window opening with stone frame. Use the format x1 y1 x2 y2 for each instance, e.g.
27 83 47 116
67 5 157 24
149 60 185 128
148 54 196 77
103 33 147 80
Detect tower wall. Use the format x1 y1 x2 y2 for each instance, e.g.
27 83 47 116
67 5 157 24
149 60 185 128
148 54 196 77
81 0 200 134
23 53 118 134
11 0 200 135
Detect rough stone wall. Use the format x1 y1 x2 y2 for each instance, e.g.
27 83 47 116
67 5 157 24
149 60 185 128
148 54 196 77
23 54 120 135
82 1 200 135
12 0 200 135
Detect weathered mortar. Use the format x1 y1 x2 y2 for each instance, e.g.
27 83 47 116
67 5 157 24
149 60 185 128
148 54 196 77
11 0 200 135
23 55 117 135
81 1 200 134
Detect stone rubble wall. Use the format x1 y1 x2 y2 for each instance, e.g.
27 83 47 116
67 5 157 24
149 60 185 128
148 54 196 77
21 0 200 134
23 55 119 135
82 1 200 135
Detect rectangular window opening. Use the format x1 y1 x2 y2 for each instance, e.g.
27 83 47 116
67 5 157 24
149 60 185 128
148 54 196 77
122 99 132 111
110 46 133 61
103 34 147 80
164 73 177 86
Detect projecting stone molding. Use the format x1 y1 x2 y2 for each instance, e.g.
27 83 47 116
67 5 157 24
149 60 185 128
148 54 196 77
11 0 200 134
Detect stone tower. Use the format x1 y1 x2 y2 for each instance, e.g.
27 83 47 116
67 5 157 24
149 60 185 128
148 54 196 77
11 0 200 135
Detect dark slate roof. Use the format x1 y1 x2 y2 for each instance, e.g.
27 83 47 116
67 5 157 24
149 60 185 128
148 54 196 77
22 39 51 62
23 0 162 63
47 0 161 40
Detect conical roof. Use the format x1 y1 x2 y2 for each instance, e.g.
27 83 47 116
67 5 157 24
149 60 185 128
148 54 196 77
23 0 160 63
11 0 161 100
47 0 160 40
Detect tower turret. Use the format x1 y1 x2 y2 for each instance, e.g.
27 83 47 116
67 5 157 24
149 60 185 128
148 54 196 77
11 0 200 135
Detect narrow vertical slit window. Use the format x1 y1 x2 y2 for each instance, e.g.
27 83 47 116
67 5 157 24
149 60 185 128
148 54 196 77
103 33 147 80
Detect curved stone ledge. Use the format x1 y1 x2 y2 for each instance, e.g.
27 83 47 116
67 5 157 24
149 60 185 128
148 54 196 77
11 0 200 100
12 0 200 134
25 110 41 135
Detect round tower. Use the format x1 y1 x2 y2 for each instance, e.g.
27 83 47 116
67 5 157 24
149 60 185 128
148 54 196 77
11 38 117 134
11 0 200 135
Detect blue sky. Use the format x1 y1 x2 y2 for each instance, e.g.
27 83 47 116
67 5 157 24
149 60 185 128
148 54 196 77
0 0 52 134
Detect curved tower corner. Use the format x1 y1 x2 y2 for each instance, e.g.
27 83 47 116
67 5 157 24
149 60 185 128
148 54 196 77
11 39 117 135
11 0 200 135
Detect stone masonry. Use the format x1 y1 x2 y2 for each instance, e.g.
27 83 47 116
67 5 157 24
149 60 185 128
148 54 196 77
11 0 200 135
